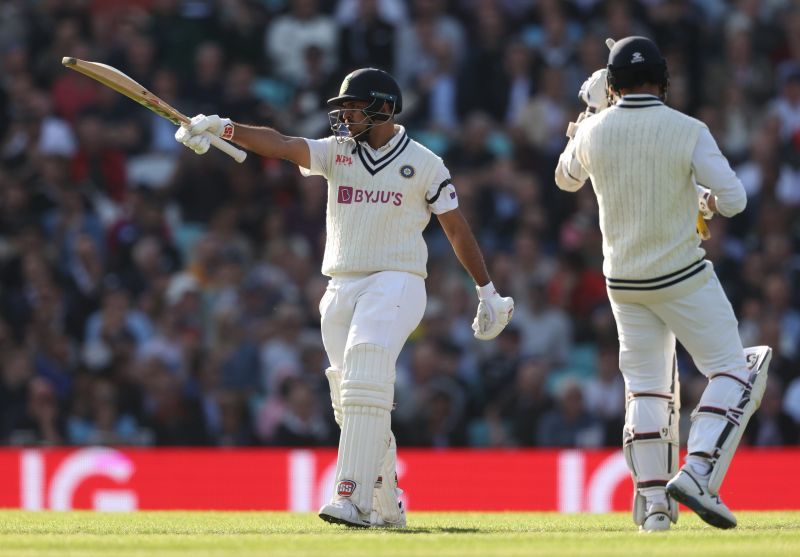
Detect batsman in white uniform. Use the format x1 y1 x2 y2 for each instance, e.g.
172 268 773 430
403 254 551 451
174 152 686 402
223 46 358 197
555 36 771 531
175 67 514 528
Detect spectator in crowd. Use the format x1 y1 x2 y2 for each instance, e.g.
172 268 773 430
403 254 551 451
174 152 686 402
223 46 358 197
265 0 338 86
746 377 800 446
273 377 332 446
67 376 143 446
536 379 604 448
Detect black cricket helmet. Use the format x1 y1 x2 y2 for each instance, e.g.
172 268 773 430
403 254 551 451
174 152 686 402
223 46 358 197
606 36 669 100
327 68 402 142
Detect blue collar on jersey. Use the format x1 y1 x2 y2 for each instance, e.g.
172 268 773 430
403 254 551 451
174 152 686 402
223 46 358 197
617 94 663 108
355 125 411 176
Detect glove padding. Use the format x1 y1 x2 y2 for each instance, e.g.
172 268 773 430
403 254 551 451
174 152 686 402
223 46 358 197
174 114 233 155
578 69 609 113
472 283 515 341
697 184 714 220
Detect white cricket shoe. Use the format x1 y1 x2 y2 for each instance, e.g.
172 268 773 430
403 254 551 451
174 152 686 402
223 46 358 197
666 466 737 529
318 499 371 528
640 501 671 533
371 489 406 528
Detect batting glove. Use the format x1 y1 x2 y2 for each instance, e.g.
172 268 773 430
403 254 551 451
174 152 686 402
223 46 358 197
697 185 714 220
472 282 515 341
174 114 234 155
578 69 609 113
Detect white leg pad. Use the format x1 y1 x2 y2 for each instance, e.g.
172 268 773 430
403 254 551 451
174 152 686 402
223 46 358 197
334 343 394 514
325 368 343 427
327 364 401 523
625 361 680 526
688 346 771 495
373 431 403 524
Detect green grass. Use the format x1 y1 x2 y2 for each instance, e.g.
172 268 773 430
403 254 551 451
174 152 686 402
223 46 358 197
0 510 798 557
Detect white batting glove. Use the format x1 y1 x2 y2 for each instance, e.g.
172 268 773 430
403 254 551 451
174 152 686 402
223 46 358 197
697 184 714 220
578 69 609 113
472 282 515 341
174 114 234 155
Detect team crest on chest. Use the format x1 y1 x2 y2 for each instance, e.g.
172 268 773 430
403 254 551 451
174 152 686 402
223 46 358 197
399 164 415 178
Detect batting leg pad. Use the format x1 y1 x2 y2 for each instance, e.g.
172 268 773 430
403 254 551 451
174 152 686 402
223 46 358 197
328 365 401 521
325 368 343 427
334 344 395 514
688 346 771 495
373 431 403 524
625 392 680 525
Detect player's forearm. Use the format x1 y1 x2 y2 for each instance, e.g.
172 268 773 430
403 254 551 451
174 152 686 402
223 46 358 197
230 123 309 166
453 237 491 287
555 137 588 192
692 129 746 217
440 210 491 286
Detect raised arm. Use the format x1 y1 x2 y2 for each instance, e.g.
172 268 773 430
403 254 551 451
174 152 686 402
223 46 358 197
227 123 310 169
555 68 608 192
175 114 310 169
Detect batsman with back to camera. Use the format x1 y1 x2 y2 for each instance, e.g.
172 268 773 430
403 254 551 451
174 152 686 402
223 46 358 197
555 36 772 532
174 67 514 528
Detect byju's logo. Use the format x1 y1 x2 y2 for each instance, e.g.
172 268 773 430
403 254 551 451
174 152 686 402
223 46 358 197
338 185 353 204
336 185 403 206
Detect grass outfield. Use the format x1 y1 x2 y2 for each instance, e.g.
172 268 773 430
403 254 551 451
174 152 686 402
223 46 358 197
0 510 799 557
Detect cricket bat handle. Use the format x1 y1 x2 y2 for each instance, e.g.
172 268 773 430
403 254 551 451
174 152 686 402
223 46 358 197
204 132 247 163
697 211 711 240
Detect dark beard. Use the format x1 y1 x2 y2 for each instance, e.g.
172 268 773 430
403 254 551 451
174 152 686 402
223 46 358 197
351 127 370 142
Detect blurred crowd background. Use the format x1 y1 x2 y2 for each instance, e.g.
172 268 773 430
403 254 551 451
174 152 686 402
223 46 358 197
1 0 799 450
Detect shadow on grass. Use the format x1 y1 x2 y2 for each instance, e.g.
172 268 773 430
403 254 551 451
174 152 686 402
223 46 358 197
383 527 481 534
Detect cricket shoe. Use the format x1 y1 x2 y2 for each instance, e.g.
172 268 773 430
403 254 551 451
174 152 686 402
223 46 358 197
639 501 671 533
371 489 406 528
666 466 736 529
318 499 371 528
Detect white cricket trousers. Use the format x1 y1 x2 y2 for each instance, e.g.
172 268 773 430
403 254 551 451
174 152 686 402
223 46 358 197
319 271 427 366
610 273 748 395
319 271 426 511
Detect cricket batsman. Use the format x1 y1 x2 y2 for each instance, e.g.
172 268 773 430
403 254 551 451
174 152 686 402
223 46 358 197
554 36 771 531
174 67 514 527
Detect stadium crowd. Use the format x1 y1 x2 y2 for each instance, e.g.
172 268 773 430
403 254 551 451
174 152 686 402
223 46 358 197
1 0 799 449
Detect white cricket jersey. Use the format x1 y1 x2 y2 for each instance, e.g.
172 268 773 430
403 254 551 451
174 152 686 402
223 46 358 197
299 125 458 278
556 95 745 299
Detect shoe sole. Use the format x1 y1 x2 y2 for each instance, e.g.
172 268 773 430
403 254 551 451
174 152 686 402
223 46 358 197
666 485 736 529
318 512 370 528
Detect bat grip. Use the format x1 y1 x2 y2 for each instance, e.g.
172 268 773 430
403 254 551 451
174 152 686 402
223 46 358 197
204 132 247 163
697 212 711 240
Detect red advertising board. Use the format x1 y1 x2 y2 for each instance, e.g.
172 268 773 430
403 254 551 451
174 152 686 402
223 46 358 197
0 447 796 512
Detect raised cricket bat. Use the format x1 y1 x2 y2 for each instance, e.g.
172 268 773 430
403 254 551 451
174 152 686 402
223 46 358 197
61 56 246 163
697 212 711 240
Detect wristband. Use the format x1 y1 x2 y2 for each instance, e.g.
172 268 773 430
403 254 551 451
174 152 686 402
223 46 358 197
477 281 496 300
